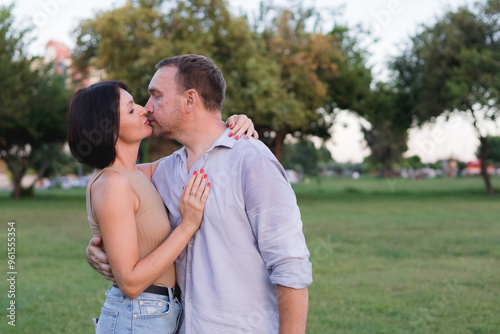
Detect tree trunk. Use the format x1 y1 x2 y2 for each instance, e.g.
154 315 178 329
5 157 28 200
479 136 494 196
272 128 287 163
12 177 22 199
28 157 52 189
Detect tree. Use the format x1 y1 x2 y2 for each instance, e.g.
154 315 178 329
325 25 372 113
73 0 290 159
73 0 167 103
253 2 375 160
359 83 411 176
400 155 425 170
254 3 340 158
72 0 372 161
476 136 500 165
392 0 500 194
281 139 333 177
0 4 71 198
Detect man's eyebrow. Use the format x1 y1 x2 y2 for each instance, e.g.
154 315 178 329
148 87 158 93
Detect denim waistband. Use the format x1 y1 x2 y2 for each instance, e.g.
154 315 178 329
111 285 174 302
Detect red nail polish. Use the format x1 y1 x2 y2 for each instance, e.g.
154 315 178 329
183 186 185 190
235 135 239 140
246 135 250 140
230 124 235 129
207 182 211 187
228 133 233 137
200 169 204 173
204 174 208 179
193 171 197 175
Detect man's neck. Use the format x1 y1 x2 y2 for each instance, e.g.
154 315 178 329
182 118 227 171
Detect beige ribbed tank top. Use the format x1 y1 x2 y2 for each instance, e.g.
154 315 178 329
86 166 175 288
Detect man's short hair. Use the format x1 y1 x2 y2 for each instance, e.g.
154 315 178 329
156 54 226 112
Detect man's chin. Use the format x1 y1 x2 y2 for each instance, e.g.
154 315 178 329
152 127 170 139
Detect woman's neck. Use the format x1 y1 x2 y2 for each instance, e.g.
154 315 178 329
111 142 141 171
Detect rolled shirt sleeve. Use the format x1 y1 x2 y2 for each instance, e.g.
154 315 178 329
244 155 313 289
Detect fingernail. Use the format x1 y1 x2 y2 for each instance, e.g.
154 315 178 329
183 186 185 190
235 135 239 140
207 182 211 187
228 133 233 137
229 124 235 129
204 174 208 179
200 169 204 173
193 171 197 175
246 135 250 140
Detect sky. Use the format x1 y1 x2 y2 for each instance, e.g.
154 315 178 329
6 0 500 163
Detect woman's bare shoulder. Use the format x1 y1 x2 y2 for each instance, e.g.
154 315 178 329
91 169 133 203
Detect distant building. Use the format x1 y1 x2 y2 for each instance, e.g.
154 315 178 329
462 159 495 176
44 40 71 76
43 40 105 89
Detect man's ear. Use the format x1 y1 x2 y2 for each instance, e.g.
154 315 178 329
185 89 198 113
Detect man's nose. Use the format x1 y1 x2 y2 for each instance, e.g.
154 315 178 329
144 97 153 113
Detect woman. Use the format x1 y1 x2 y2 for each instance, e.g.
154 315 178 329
67 80 256 333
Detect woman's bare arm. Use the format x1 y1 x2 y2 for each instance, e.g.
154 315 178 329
137 158 164 180
91 169 209 299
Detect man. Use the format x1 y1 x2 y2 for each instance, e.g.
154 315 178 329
87 54 312 333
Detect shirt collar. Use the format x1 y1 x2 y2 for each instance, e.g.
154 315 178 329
172 127 235 160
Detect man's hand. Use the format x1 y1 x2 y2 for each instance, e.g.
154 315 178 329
86 236 115 283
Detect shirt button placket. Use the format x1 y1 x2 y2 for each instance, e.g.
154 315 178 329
185 237 194 332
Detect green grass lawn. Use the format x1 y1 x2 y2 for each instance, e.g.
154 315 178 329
1 176 499 333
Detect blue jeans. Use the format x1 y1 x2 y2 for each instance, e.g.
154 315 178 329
96 286 182 334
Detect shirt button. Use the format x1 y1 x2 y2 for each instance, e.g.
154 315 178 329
133 315 137 319
189 239 194 245
188 268 192 273
187 297 191 303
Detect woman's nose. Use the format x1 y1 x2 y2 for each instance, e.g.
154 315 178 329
139 107 149 117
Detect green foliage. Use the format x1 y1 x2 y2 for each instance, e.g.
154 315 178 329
0 4 71 198
392 0 500 125
400 155 425 169
391 0 500 193
72 0 372 160
476 136 500 163
281 139 333 176
359 83 410 173
326 25 372 113
30 143 80 178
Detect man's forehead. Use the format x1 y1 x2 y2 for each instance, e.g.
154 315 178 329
149 68 167 85
149 66 177 91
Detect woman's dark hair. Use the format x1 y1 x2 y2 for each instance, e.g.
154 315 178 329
67 81 127 169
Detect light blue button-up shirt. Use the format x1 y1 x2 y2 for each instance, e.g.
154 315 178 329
152 128 312 334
